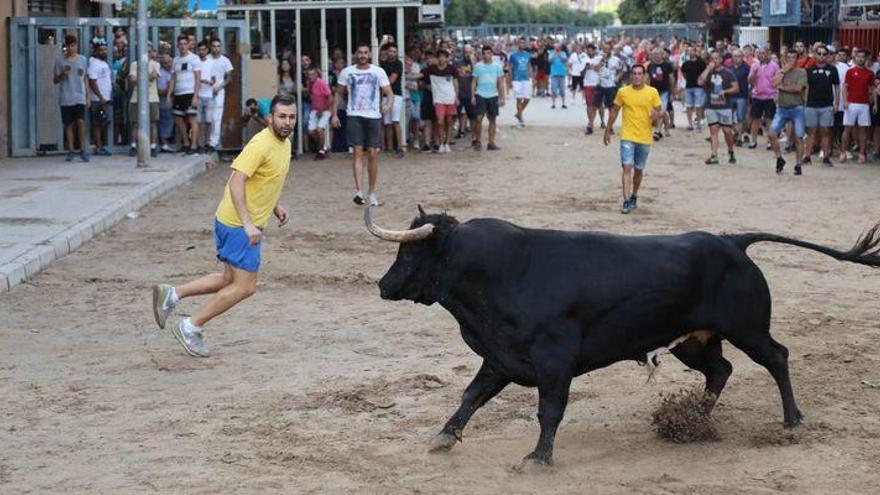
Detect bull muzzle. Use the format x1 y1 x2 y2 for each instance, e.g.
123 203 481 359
364 206 434 243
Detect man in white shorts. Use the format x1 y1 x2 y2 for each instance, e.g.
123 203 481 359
508 37 533 127
307 67 333 159
840 49 874 164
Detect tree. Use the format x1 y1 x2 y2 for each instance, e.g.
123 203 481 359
445 0 490 25
118 0 192 18
617 0 686 24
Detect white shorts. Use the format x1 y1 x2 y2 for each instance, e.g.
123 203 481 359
843 103 871 126
382 95 403 124
512 80 532 100
308 110 331 131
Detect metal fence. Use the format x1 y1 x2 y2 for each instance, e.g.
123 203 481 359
8 17 247 157
602 23 709 42
437 23 600 41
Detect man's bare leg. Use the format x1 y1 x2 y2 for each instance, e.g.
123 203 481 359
175 116 189 149
621 165 633 201
488 117 497 146
633 169 644 197
190 266 257 328
188 116 200 151
352 146 365 192
176 264 235 299
367 147 378 194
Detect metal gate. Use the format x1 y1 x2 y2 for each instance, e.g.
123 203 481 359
8 16 248 157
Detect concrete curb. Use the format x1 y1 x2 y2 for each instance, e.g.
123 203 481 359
0 157 207 293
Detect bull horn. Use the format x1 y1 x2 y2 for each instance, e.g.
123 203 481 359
364 206 434 243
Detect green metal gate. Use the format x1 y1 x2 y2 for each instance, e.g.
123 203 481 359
8 16 248 157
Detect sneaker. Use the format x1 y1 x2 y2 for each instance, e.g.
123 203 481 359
97 147 112 156
551 104 556 109
685 125 694 132
728 152 736 164
472 141 482 151
170 319 209 358
766 143 773 151
748 142 758 150
802 156 812 165
776 157 786 175
151 284 178 329
621 199 633 214
128 146 137 157
629 195 638 210
822 157 833 167
431 144 440 153
846 151 855 160
80 150 90 162
585 126 593 135
487 143 500 151
705 155 719 165
742 134 751 143
664 129 671 137
395 149 405 159
794 164 803 176
353 191 366 205
150 147 159 158
600 122 606 129
654 131 663 140
446 143 453 153
65 151 76 162
368 193 379 207
562 104 568 109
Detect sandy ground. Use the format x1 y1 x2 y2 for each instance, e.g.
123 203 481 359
2 116 880 494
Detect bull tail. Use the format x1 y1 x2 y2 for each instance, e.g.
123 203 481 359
724 222 880 269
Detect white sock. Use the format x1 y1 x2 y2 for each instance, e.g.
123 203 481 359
169 286 180 305
183 317 202 332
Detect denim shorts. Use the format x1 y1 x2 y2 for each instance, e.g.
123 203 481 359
551 76 566 96
730 97 747 124
804 106 834 128
215 219 261 272
658 91 670 110
771 105 806 138
684 87 706 108
620 140 651 170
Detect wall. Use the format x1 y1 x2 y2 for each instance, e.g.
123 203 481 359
0 1 28 160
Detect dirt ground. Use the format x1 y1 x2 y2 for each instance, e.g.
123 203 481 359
2 123 880 494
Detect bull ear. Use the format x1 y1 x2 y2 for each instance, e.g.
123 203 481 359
418 204 427 219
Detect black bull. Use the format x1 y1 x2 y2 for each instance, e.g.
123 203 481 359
366 207 880 467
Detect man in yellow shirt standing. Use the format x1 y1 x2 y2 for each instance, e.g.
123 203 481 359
603 64 663 214
150 94 297 358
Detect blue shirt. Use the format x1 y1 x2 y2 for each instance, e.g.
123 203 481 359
549 51 568 77
473 61 504 98
509 51 531 82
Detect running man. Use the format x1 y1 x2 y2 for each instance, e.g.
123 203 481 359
603 64 662 215
151 94 296 357
331 42 394 205
508 37 533 127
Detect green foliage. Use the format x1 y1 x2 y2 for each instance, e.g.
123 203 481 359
446 0 613 27
617 0 686 24
117 0 192 19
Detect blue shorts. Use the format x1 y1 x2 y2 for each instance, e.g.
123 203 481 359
658 91 670 110
685 88 706 108
214 219 261 272
551 76 566 96
771 105 806 139
731 97 747 124
620 140 651 170
804 106 834 128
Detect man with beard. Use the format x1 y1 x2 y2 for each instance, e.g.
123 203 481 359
331 42 394 206
87 38 113 156
151 94 296 358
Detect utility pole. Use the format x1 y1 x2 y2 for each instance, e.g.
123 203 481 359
136 0 150 167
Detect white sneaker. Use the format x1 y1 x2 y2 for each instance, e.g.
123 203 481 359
368 193 379 207
445 144 453 153
152 284 178 329
170 318 209 358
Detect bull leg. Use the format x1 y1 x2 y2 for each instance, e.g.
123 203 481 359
670 335 733 408
429 362 509 453
518 370 573 470
726 334 803 427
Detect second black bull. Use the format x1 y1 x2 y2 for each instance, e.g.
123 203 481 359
366 207 880 468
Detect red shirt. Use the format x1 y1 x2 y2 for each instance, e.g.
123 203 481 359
845 66 875 104
795 56 816 69
308 77 332 112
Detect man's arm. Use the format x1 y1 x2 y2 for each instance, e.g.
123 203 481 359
603 104 621 145
166 72 176 105
453 77 459 104
471 75 477 104
381 84 394 115
497 70 506 104
88 77 106 104
697 63 714 86
227 170 261 245
330 84 347 127
192 69 201 107
53 60 66 85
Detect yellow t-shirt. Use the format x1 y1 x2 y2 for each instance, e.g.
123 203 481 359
613 84 662 145
215 128 291 228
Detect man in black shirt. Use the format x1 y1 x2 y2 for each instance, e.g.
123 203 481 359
803 48 839 166
680 46 708 131
647 47 675 139
380 45 404 157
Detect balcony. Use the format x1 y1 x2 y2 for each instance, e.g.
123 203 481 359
801 0 836 26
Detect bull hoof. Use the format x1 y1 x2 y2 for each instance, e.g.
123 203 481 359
513 454 553 474
784 412 805 429
428 432 458 453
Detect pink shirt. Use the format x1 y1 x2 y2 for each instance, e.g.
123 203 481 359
749 60 779 100
308 77 332 112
